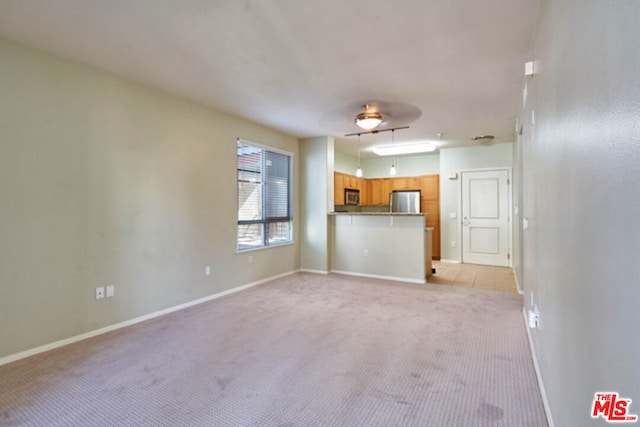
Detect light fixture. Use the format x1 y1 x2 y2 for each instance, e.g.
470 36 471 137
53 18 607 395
389 130 397 176
373 142 436 156
472 134 495 142
356 134 363 177
355 104 383 130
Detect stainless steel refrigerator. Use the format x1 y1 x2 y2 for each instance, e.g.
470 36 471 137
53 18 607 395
390 190 421 213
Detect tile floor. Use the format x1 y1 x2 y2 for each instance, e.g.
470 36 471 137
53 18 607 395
428 260 518 293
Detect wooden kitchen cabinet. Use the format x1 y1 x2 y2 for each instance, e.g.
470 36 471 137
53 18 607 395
334 172 345 205
368 179 380 205
357 177 368 205
391 177 421 191
369 178 392 206
334 171 365 206
421 174 439 201
344 174 358 190
390 178 404 191
421 200 440 257
333 171 441 259
420 175 440 259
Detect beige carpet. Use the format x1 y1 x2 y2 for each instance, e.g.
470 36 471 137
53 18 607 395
0 273 547 426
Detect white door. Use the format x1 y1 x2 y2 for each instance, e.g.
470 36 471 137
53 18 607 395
461 169 510 266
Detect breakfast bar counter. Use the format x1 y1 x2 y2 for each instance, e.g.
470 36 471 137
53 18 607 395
329 212 431 283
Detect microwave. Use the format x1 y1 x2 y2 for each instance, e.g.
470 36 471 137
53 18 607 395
345 188 360 205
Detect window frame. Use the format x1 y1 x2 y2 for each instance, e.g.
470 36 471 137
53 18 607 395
236 139 294 252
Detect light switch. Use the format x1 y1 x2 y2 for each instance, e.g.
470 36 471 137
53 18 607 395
524 61 535 77
449 212 457 219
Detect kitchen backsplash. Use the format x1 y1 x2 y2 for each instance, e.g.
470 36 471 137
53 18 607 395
333 205 389 213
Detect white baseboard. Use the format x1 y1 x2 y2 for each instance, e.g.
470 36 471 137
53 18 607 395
0 270 297 367
522 308 554 427
331 269 426 285
299 269 329 275
514 269 524 295
439 259 460 264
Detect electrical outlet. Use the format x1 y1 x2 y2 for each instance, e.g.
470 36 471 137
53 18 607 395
248 255 253 264
528 310 539 329
205 266 211 275
450 241 456 248
363 249 369 257
96 287 105 299
106 285 115 298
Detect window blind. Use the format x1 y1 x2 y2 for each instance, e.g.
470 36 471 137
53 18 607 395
237 140 292 251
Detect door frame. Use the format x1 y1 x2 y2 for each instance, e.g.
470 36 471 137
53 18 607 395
457 167 513 267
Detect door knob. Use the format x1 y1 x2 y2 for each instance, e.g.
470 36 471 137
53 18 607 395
462 217 470 226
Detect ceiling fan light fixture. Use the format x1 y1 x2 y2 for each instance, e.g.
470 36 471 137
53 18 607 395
472 134 495 142
355 111 383 130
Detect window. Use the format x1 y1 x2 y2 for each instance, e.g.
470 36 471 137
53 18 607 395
237 140 293 251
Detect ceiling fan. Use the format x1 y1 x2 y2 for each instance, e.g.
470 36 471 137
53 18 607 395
354 104 384 130
322 100 422 134
352 101 421 131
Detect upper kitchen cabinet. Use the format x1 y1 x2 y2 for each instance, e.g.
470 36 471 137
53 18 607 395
334 171 366 206
369 178 392 206
391 177 421 191
344 173 358 190
421 175 439 201
335 173 439 208
357 177 368 205
334 171 345 205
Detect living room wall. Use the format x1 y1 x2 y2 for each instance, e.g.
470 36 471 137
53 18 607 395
0 37 300 359
521 1 640 425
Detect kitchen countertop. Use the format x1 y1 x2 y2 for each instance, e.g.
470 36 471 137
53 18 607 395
329 212 425 216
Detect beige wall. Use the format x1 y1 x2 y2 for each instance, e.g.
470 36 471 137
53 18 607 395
522 1 640 425
0 38 300 358
334 150 359 176
334 151 440 178
361 153 440 178
300 137 333 273
439 143 513 261
331 215 426 282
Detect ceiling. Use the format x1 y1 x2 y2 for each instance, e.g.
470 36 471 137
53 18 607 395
0 0 540 158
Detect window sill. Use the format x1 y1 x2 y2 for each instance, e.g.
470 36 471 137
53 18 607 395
235 241 296 254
